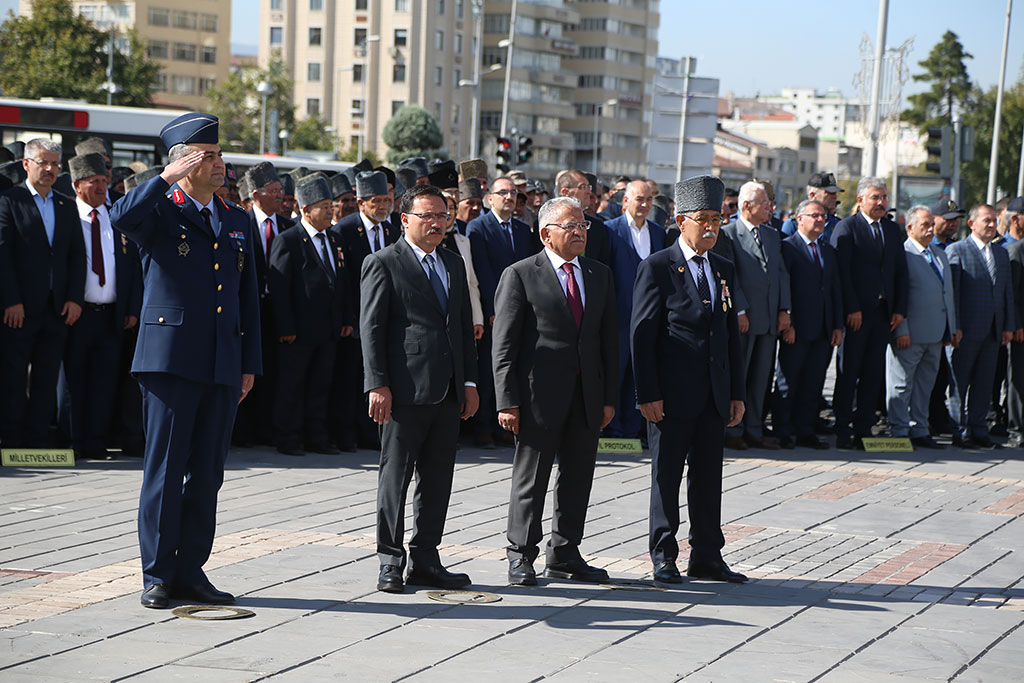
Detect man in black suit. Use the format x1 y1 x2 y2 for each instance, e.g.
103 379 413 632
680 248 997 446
361 184 479 593
555 170 610 266
0 138 85 447
61 153 142 460
631 175 747 585
268 178 353 456
775 200 844 449
331 171 398 451
492 196 618 586
830 177 909 449
232 162 294 446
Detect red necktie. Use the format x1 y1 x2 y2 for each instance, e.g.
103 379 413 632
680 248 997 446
264 218 274 265
90 209 105 286
562 262 583 328
809 241 823 277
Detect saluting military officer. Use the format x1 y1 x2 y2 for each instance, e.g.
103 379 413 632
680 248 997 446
109 113 262 609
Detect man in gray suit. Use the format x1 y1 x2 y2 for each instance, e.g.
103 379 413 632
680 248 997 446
722 181 791 449
885 206 960 449
492 197 618 586
948 204 1017 449
360 184 479 593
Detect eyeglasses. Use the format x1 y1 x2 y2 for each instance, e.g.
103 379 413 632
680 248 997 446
684 214 723 228
800 212 827 220
26 158 60 169
491 189 516 197
544 221 590 233
405 211 451 222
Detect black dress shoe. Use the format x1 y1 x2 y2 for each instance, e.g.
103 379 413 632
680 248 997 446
338 441 358 452
306 442 340 454
406 564 471 589
141 584 170 609
724 436 748 450
652 560 683 584
795 435 829 450
972 435 999 450
910 435 944 450
276 444 305 456
173 582 235 604
494 431 516 446
474 434 496 449
686 559 748 583
378 565 404 593
508 558 537 586
544 558 609 583
835 435 855 450
745 434 780 450
777 436 795 449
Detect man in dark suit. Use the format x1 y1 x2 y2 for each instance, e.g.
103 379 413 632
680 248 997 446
110 113 261 609
467 176 540 448
492 197 618 586
775 200 844 449
269 177 353 456
555 170 610 266
722 181 792 450
0 138 85 447
605 180 665 439
233 162 294 446
631 176 747 584
456 178 484 234
948 204 1017 449
1003 198 1024 447
830 177 909 449
360 184 479 593
61 153 142 460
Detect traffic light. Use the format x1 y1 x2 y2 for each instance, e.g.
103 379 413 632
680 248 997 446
516 136 533 165
496 137 512 173
960 125 975 162
925 125 953 177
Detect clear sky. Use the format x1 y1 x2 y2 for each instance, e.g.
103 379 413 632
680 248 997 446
2 0 1021 101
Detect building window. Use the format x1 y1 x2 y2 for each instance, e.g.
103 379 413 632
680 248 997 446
270 27 283 44
393 64 406 82
172 74 196 95
433 102 442 120
350 135 360 149
311 0 323 9
435 30 444 51
271 0 281 8
394 28 407 47
309 27 322 45
452 104 460 125
354 28 367 47
148 7 169 26
200 45 216 64
307 98 320 116
353 64 364 82
395 0 408 9
351 99 364 118
438 0 445 14
392 100 405 115
308 62 321 81
198 78 216 94
434 66 442 86
153 72 167 91
454 33 462 53
199 13 217 31
173 42 196 61
172 10 196 29
454 69 461 85
355 0 367 9
147 40 168 59
456 0 464 18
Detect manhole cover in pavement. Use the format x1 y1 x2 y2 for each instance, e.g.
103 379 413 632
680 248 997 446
600 580 666 592
172 605 256 620
425 590 502 604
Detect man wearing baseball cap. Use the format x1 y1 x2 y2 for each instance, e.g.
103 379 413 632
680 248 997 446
781 172 842 243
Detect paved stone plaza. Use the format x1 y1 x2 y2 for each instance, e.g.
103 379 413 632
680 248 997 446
1 442 1022 681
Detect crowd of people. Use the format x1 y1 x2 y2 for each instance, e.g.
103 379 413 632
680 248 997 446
2 110 1023 607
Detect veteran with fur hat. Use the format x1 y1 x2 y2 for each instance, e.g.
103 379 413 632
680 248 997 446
631 174 748 586
109 111 262 610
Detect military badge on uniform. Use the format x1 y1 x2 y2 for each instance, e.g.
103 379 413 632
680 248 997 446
237 250 245 272
172 189 185 204
121 233 129 255
336 247 345 266
178 241 190 257
720 277 732 312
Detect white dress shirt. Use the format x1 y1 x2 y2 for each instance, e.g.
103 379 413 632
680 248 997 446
253 204 280 257
677 237 717 305
76 197 116 304
302 219 334 276
971 233 995 271
626 211 652 260
543 247 586 308
360 211 388 253
186 193 219 235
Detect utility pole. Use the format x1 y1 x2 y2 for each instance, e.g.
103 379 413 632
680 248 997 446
675 56 693 184
469 0 484 158
499 0 517 138
987 0 1013 204
951 117 962 204
864 0 889 176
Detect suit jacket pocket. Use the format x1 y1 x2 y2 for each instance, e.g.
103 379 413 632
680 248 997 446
142 306 184 326
404 340 421 354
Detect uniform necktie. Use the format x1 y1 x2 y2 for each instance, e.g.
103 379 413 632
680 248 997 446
264 217 274 265
923 247 943 282
424 253 448 313
90 208 105 287
562 262 583 328
316 233 334 282
200 207 214 236
692 254 712 314
809 240 823 278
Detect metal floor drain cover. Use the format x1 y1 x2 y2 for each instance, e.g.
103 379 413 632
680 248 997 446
600 580 666 592
425 590 502 604
172 605 256 620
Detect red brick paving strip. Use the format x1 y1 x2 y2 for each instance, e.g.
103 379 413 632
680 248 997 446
981 488 1024 516
802 473 893 500
853 541 968 585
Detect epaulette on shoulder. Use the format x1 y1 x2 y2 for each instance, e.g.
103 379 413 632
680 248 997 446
218 195 245 213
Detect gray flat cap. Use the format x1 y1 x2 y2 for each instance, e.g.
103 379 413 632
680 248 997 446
356 171 388 198
69 153 108 182
295 177 332 209
675 175 725 214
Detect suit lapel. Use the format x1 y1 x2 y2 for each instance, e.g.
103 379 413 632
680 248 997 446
671 244 710 318
396 238 446 317
537 252 578 329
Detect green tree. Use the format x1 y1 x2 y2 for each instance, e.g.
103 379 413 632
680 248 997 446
903 31 974 131
381 105 445 165
206 59 296 154
961 71 1024 205
0 0 159 106
336 142 381 166
289 115 336 152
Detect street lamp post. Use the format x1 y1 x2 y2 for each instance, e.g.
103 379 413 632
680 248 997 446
499 0 518 139
279 129 289 157
460 65 502 159
257 80 274 156
361 35 380 162
592 98 617 175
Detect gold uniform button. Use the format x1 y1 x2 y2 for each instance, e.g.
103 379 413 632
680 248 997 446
213 242 219 250
217 284 223 291
180 234 186 239
158 316 165 323
214 263 219 270
217 306 223 314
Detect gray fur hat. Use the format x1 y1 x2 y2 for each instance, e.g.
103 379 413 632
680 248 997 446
459 178 483 200
74 137 110 158
68 153 108 182
356 171 388 198
296 177 332 209
124 166 163 191
395 167 418 191
399 157 429 178
244 161 280 191
674 175 725 214
329 173 353 198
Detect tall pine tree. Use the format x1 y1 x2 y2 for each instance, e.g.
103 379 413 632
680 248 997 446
903 31 974 131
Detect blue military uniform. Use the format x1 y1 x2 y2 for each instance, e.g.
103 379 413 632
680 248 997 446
109 113 261 598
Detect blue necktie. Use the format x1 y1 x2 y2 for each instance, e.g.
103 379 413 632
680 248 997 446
424 253 448 314
923 247 943 282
